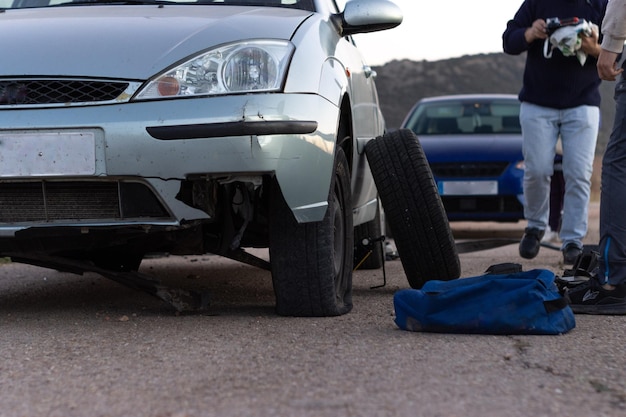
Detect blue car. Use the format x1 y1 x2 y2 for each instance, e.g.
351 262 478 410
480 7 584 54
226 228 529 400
401 94 525 222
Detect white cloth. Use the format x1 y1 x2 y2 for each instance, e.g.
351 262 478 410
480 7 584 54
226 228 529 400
543 20 599 66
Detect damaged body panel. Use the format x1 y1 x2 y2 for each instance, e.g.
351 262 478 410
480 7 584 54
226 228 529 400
0 93 339 226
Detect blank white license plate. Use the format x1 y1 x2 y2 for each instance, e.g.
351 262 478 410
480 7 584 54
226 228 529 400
439 180 498 196
0 132 96 177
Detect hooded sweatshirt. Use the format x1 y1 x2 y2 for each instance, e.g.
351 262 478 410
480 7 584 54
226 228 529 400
502 0 607 109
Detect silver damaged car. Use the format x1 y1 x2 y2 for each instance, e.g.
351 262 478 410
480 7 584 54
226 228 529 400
0 0 460 316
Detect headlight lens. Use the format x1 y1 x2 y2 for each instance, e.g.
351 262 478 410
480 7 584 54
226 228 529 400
134 40 294 100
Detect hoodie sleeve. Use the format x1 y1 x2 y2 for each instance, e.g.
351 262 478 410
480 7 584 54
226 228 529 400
502 0 536 55
601 0 626 53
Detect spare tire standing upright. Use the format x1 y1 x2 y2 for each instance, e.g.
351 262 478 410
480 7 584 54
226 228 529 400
366 129 461 288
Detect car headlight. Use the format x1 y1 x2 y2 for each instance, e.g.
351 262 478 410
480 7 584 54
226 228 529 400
134 40 294 100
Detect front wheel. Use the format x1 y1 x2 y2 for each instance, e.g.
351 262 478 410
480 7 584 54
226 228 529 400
269 147 353 316
365 129 460 288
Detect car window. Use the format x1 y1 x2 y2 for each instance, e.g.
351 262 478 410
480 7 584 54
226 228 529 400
3 0 316 11
405 99 522 135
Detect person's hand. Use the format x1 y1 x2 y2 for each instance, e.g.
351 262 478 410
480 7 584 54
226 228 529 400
580 28 601 57
524 19 547 43
597 49 623 81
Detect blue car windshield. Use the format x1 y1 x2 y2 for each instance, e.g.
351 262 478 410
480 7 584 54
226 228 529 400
406 99 522 136
2 0 315 11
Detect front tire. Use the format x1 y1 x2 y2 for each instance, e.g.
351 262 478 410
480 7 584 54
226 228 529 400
269 147 353 316
365 129 460 288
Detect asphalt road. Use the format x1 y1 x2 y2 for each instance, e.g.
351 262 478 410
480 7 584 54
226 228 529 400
1 203 625 417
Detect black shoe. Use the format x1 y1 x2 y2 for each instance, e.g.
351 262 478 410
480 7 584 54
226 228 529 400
562 243 582 265
567 276 626 314
519 227 544 259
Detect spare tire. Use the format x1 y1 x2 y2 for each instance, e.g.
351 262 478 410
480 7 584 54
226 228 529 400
365 129 460 288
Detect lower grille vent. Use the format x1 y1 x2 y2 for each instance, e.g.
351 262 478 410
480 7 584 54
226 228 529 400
0 181 169 223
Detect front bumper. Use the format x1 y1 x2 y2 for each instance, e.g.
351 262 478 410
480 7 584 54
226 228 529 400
0 93 339 234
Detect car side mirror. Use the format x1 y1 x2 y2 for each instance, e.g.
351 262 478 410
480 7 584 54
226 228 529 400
334 0 403 37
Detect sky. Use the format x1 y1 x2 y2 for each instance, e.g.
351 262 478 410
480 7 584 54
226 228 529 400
352 0 524 65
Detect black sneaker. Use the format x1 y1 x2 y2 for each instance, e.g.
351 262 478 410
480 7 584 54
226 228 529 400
519 227 544 259
567 276 626 315
562 243 582 265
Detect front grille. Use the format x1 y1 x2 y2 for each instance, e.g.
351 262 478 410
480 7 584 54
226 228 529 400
442 195 524 214
430 162 510 178
0 79 136 107
0 181 170 223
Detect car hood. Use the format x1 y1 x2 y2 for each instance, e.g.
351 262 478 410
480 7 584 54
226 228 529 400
419 134 523 163
0 5 311 79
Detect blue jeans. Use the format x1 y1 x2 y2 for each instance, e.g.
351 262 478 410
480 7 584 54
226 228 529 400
519 102 599 249
599 78 626 286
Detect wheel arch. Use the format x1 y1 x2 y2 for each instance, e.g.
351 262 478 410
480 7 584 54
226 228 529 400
337 94 354 171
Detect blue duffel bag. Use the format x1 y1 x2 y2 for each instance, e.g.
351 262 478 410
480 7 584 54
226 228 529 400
394 267 575 335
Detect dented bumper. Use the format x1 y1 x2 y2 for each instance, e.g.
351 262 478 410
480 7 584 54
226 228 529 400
0 93 339 229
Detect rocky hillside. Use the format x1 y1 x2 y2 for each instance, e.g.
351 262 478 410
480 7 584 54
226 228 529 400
373 52 616 154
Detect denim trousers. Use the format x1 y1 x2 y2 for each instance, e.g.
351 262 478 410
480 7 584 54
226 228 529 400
519 102 599 249
599 78 626 286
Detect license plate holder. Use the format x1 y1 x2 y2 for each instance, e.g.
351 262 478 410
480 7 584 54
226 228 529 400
0 132 96 177
439 180 498 196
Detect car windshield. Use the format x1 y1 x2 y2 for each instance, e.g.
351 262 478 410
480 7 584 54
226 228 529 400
1 0 315 10
405 98 522 136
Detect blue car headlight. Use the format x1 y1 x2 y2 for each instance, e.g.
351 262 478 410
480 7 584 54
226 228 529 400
134 40 294 100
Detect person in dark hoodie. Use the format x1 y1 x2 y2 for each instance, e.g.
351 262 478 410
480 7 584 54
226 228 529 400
503 0 607 265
